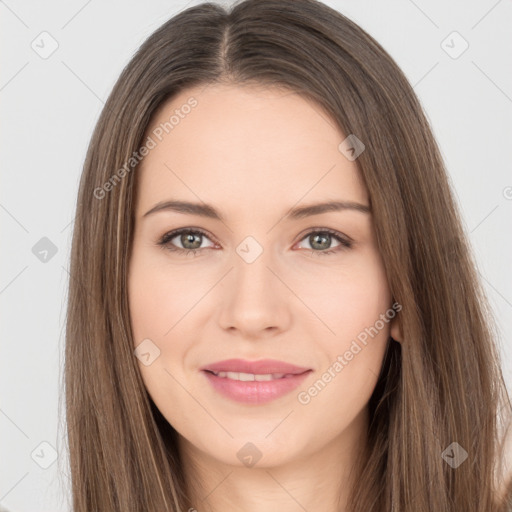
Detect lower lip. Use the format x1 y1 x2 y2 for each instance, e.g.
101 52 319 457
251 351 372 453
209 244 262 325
202 370 312 404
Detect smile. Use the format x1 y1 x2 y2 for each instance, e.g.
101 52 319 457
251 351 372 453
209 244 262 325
208 371 298 381
202 368 312 404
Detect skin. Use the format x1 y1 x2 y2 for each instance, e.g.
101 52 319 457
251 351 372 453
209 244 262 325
128 83 402 512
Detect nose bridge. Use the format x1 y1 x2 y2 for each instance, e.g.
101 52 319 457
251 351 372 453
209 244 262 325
232 233 277 299
217 233 291 334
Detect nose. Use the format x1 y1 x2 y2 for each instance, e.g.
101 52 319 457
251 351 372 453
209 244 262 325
217 246 292 339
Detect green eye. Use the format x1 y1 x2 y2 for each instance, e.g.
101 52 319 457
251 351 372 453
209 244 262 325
158 228 214 256
297 229 352 256
157 227 352 257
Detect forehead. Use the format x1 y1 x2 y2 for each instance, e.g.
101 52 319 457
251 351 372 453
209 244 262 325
136 83 369 217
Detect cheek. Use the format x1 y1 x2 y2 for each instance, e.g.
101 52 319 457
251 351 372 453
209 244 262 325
128 252 197 418
128 247 208 404
128 249 205 344
295 336 388 450
294 249 392 341
294 250 391 411
295 286 391 444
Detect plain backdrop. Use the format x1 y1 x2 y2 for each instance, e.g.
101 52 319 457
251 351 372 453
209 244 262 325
1 1 511 510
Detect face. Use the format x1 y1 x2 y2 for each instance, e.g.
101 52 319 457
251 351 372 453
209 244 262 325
128 83 401 469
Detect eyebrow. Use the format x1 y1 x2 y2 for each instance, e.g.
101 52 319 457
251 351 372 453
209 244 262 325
143 199 371 222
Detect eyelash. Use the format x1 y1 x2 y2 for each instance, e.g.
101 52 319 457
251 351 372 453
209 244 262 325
157 227 353 257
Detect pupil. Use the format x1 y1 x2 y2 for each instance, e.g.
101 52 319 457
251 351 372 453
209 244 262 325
311 233 330 250
178 232 332 251
182 233 201 249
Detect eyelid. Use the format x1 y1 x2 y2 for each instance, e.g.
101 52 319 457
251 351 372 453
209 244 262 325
297 226 353 244
158 226 353 254
295 227 353 254
158 227 217 249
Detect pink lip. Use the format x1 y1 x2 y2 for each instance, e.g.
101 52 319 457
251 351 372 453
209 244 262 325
200 358 312 405
200 358 311 375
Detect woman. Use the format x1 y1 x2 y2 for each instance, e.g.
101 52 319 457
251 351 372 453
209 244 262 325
64 0 512 510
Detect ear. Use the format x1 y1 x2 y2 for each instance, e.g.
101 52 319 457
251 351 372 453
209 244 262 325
389 307 403 343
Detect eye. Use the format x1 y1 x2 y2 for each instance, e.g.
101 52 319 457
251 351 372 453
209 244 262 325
157 228 216 256
157 227 353 257
295 228 353 256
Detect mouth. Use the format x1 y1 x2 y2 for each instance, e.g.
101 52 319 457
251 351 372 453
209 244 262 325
200 358 311 375
204 370 307 381
200 359 312 404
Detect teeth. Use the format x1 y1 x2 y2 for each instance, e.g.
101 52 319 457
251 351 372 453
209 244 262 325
213 371 288 381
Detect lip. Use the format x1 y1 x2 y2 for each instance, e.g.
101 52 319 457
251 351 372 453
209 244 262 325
200 359 312 405
200 358 311 375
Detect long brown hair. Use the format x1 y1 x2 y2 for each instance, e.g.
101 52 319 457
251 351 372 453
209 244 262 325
63 0 512 510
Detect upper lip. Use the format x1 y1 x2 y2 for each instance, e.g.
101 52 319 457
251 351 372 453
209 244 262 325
201 358 311 375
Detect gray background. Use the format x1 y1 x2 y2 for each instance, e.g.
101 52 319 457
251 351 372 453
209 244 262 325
1 0 511 510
